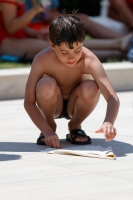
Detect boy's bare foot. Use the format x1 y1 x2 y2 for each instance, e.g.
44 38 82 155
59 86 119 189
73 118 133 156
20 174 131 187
120 32 133 52
68 121 88 142
66 128 91 144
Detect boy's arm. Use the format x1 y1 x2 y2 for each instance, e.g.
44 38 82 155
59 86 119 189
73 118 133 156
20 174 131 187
24 53 61 148
88 56 120 141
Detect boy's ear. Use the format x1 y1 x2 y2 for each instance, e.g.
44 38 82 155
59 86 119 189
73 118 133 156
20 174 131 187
49 40 55 50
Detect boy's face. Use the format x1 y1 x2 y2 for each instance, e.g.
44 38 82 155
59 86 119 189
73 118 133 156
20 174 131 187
50 41 83 67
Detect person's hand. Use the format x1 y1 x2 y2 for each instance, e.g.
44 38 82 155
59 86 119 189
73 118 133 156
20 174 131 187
33 3 43 15
44 131 62 148
36 28 49 40
95 122 117 142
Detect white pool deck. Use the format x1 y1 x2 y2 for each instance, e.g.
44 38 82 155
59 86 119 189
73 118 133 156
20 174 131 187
0 91 133 200
0 62 133 199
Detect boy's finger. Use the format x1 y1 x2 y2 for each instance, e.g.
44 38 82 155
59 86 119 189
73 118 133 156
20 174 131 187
105 134 109 141
45 139 50 147
113 129 117 139
107 127 116 141
106 127 111 140
110 130 116 141
52 138 60 148
110 132 115 141
44 138 49 146
47 139 52 148
50 137 57 148
50 138 56 148
54 137 61 148
109 128 115 140
104 129 109 141
95 127 103 133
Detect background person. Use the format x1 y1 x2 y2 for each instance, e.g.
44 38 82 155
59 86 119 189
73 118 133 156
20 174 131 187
0 0 132 62
26 0 123 39
0 0 49 60
25 0 59 30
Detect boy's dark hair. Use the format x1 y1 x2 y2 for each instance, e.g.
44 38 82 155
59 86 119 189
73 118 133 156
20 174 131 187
49 15 85 49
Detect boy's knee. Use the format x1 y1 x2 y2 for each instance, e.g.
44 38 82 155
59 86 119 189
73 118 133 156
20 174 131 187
80 80 99 99
36 77 57 98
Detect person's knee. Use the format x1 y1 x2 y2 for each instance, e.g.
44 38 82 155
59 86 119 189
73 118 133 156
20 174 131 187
80 80 99 100
36 77 57 99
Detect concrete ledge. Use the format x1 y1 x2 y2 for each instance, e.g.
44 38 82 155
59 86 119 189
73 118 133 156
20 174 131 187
0 62 133 100
0 68 30 100
103 62 133 92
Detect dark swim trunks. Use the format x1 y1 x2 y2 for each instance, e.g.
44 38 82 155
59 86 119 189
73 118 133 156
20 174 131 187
56 100 71 120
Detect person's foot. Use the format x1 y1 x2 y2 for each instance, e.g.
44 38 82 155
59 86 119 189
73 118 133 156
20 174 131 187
120 32 133 52
37 133 46 145
68 121 88 142
66 129 91 144
41 138 45 142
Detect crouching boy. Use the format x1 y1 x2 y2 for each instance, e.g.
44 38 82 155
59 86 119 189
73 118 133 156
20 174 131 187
24 15 120 148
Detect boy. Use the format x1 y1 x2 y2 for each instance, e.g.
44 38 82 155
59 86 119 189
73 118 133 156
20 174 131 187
24 15 120 148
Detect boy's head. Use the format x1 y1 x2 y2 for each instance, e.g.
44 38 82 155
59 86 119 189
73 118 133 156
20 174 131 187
49 14 85 49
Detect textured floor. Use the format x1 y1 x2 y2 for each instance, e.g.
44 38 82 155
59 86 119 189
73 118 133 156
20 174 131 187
0 92 133 200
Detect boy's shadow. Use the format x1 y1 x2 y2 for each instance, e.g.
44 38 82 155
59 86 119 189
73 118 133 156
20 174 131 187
92 138 133 157
0 154 21 162
60 138 133 157
0 142 42 162
0 138 133 158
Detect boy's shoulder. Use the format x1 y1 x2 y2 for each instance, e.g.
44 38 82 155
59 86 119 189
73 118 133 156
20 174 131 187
82 46 100 65
35 47 54 60
31 47 57 71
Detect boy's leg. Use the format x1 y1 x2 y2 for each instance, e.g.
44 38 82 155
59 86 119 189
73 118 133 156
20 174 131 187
67 80 100 142
36 76 63 132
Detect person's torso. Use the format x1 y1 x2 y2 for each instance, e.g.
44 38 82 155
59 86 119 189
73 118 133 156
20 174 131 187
38 47 92 98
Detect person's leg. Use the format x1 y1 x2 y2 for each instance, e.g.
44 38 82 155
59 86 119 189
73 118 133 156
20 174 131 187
91 50 123 61
0 38 49 59
67 80 100 142
36 76 63 132
109 0 133 27
83 32 133 52
76 13 122 38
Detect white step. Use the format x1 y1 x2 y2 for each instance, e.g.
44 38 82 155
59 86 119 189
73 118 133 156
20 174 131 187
0 62 133 100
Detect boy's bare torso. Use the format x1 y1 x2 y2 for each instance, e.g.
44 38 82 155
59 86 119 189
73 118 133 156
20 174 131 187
37 47 92 100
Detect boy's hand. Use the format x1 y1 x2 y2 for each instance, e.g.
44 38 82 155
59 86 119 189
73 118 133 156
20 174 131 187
95 122 117 142
44 132 62 148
